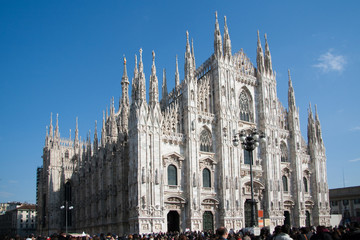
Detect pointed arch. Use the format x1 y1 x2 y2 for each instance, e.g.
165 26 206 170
239 87 253 122
199 127 213 152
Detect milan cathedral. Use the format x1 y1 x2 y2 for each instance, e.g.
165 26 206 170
36 13 330 235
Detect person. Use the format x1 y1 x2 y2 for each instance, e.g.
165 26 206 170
297 227 312 240
273 225 293 240
309 226 333 240
216 227 228 240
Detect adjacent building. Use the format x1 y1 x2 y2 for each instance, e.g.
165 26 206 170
0 204 37 238
36 13 330 235
330 186 360 226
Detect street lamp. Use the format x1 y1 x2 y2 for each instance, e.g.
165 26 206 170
60 201 73 234
233 128 266 228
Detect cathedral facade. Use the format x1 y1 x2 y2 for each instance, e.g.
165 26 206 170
36 13 330 235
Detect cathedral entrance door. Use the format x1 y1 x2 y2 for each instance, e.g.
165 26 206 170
244 199 258 227
203 211 214 231
284 211 291 226
167 211 180 232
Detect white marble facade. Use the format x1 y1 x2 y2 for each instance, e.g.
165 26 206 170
36 13 330 236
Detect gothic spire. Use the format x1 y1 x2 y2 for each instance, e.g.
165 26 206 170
214 11 223 58
307 103 316 144
223 16 232 58
314 104 324 144
120 56 130 107
264 33 273 75
101 111 106 147
87 129 91 148
131 54 138 102
256 30 265 73
149 50 159 105
175 55 180 87
49 112 53 138
161 68 168 110
191 38 196 69
186 31 191 55
184 31 193 81
55 113 59 139
120 56 130 132
93 120 98 152
138 48 146 102
74 117 79 144
288 69 296 112
162 68 168 100
109 97 118 140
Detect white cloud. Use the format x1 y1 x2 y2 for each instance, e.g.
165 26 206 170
349 158 360 162
350 126 360 131
313 49 346 73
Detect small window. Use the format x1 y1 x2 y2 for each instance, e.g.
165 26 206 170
167 165 177 186
203 168 211 188
282 176 288 192
354 199 360 204
343 200 349 206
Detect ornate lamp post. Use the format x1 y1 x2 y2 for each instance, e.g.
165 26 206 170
233 128 266 227
60 201 73 234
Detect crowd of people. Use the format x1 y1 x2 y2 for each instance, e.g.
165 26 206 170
3 224 360 240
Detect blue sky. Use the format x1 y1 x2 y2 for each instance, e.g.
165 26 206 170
0 1 359 203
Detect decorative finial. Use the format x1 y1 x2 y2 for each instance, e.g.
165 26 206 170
152 50 155 63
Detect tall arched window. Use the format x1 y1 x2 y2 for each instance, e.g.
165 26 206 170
303 177 308 193
200 128 213 152
64 181 72 227
239 90 252 122
65 182 72 202
282 176 288 192
167 165 177 186
280 142 288 162
203 168 211 188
